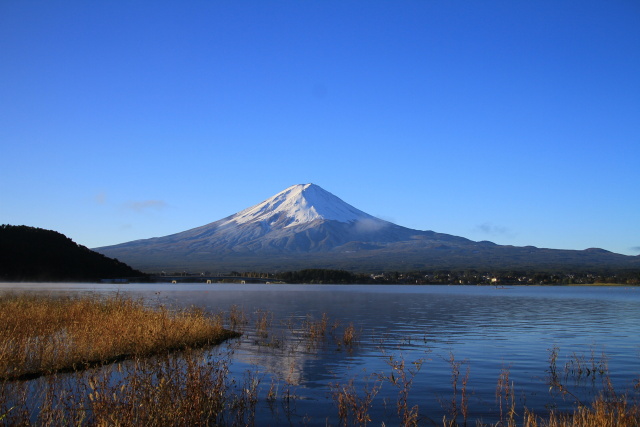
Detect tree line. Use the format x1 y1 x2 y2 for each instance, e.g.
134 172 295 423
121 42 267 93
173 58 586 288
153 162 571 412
226 268 640 285
0 225 147 282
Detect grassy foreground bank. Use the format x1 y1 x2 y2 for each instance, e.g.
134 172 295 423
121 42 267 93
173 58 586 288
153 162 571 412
0 294 239 380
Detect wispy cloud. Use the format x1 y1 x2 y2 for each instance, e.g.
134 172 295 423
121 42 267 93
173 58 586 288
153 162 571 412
94 191 107 205
630 246 640 253
354 218 388 233
475 222 512 237
124 200 167 212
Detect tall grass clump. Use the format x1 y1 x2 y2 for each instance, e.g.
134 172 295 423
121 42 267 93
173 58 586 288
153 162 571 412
330 376 381 426
0 348 262 426
0 293 240 380
340 322 358 349
84 350 238 426
303 313 329 341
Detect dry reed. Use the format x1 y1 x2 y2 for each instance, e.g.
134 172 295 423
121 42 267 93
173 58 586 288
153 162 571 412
330 376 381 426
303 313 329 342
341 323 358 348
0 293 239 381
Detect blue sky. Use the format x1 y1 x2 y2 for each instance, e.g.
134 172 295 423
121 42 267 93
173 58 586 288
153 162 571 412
1 1 639 256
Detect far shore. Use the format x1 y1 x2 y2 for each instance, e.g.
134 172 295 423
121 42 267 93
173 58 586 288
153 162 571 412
1 280 639 287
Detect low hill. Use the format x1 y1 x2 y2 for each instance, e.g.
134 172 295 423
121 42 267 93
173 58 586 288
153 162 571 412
0 225 146 282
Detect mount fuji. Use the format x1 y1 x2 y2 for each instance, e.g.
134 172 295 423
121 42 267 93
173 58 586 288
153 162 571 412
94 184 639 273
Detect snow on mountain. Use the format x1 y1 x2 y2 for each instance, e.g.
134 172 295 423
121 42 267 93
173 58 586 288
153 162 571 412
95 183 411 256
92 183 640 273
224 183 380 228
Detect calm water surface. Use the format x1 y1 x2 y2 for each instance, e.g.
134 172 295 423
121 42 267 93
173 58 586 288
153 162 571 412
2 283 639 425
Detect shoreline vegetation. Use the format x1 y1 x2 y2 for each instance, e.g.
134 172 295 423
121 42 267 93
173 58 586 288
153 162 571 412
1 294 639 425
0 225 148 282
0 294 239 381
149 268 640 286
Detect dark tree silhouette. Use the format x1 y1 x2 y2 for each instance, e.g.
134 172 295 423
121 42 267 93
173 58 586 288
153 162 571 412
0 225 147 281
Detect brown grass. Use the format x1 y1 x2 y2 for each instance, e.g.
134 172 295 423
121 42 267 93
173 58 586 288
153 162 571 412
330 376 381 426
303 313 329 341
509 396 640 427
254 309 272 338
341 322 358 347
0 348 257 426
0 294 239 380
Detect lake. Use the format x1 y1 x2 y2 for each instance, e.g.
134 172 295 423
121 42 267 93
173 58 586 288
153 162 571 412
2 282 639 425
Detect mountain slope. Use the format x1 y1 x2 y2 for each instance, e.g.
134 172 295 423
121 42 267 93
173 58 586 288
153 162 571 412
93 184 640 273
0 225 147 281
97 184 465 255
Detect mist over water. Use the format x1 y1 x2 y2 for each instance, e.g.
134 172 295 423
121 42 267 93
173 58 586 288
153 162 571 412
2 283 639 424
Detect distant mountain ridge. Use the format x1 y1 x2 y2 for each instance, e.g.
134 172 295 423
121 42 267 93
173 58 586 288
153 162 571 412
93 184 640 273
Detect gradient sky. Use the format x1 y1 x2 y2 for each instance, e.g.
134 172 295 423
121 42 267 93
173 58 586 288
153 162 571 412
1 1 639 256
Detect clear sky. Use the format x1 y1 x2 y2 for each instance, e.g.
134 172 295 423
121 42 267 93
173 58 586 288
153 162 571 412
1 1 639 256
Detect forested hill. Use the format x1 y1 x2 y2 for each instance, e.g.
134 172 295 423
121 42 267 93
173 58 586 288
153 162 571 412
0 225 147 281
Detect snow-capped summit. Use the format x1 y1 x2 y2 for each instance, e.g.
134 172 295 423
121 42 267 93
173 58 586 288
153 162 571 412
94 183 424 263
227 183 376 228
93 183 640 273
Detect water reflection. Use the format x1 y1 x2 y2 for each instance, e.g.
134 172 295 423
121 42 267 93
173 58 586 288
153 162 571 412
2 283 639 424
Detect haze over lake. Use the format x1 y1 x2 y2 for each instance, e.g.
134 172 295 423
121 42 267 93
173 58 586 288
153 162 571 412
2 282 638 424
